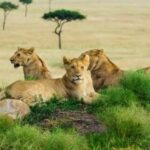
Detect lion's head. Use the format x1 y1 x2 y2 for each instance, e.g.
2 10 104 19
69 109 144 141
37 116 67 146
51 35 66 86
10 47 35 68
63 55 90 84
80 49 108 71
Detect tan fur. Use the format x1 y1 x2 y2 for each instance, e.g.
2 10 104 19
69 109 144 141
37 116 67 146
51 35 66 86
10 47 52 80
1 55 98 105
80 49 150 91
80 49 124 91
138 66 150 73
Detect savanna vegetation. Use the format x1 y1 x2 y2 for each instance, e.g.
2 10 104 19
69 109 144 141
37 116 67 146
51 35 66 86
0 2 18 30
0 0 150 149
0 71 150 150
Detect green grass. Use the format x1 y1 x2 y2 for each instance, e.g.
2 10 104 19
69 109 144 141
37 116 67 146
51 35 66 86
0 116 15 133
23 97 87 124
0 71 150 150
0 116 88 150
86 72 150 149
88 86 138 114
100 105 150 147
120 71 150 105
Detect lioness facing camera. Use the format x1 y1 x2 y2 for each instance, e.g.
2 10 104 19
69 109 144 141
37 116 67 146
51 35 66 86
1 55 98 105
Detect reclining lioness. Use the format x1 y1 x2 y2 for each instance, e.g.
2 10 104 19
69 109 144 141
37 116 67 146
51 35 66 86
0 55 98 105
80 49 150 91
10 47 52 80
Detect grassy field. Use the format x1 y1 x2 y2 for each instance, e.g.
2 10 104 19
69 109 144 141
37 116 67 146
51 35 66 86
0 71 150 150
0 0 150 149
0 0 150 85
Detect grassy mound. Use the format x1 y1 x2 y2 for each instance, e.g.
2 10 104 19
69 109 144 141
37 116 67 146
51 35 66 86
88 86 138 114
120 71 150 104
23 97 87 124
0 117 88 150
0 71 150 149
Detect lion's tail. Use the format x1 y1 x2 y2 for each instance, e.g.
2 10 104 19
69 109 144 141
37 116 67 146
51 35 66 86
138 66 150 74
0 90 6 100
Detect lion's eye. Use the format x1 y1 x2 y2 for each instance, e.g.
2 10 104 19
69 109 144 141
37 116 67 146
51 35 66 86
17 53 20 57
81 66 84 69
71 65 75 69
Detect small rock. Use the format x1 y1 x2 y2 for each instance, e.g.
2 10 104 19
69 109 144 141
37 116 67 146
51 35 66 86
0 99 30 119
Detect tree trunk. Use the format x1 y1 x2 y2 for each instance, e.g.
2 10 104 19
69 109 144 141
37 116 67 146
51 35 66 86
58 33 62 49
49 0 52 12
25 4 28 17
2 11 7 30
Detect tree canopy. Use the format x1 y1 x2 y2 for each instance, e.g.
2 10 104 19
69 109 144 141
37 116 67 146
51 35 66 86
42 9 86 49
0 2 18 11
0 2 18 30
42 9 86 22
19 0 32 4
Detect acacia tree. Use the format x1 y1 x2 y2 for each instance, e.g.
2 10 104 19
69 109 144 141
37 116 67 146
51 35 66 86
19 0 32 16
42 9 86 49
0 2 18 30
49 0 52 12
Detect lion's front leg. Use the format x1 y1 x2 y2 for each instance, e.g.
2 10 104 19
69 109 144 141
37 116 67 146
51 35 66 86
20 97 34 106
83 92 100 104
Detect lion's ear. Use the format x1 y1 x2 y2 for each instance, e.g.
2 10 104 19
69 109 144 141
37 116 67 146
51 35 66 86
63 56 71 65
81 54 89 66
18 47 22 51
100 49 104 53
28 47 34 54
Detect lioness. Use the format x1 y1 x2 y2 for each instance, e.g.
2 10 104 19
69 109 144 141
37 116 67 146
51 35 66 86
0 55 98 105
10 47 52 80
80 49 150 91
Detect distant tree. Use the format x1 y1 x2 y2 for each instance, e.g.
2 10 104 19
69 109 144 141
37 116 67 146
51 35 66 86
42 9 86 49
19 0 32 17
0 2 18 30
49 0 52 12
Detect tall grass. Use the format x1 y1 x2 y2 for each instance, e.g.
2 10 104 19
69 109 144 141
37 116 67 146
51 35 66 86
120 71 150 104
0 71 150 149
88 86 138 114
0 117 89 150
24 97 86 124
86 71 150 149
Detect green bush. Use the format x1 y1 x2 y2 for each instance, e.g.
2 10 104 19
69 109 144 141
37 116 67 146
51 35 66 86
86 104 150 149
120 71 150 104
100 105 150 147
88 86 138 114
45 129 89 150
0 116 14 133
0 125 46 150
86 132 141 150
0 124 88 150
24 97 86 124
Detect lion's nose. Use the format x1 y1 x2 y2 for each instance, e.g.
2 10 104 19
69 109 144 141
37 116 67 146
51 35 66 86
10 58 14 63
76 74 81 78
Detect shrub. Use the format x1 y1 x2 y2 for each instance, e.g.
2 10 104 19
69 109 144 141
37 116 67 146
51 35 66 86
88 86 138 114
0 125 46 150
86 132 141 150
86 104 150 149
120 71 150 104
45 129 89 150
24 97 86 124
0 116 14 133
0 124 88 150
100 105 150 147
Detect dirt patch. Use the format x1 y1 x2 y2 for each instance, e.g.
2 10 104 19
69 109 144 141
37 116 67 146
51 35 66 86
39 110 106 134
